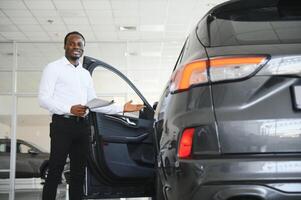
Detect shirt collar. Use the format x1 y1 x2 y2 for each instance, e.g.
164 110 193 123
62 56 82 69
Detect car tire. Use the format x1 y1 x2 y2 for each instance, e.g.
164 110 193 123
40 160 49 180
40 160 66 184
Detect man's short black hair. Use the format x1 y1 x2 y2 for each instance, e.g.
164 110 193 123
64 31 85 46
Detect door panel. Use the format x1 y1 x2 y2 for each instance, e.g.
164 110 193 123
83 56 155 198
94 113 154 178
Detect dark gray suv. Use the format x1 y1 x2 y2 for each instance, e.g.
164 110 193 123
83 0 301 200
155 0 301 199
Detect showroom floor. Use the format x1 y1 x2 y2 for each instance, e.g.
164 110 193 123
0 192 149 200
0 179 150 200
0 190 150 200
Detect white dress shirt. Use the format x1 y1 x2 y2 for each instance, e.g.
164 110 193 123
38 57 123 115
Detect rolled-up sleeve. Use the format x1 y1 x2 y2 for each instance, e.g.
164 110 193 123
38 65 71 114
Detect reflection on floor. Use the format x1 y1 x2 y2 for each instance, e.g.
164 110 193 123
0 192 149 200
0 178 66 200
0 178 150 200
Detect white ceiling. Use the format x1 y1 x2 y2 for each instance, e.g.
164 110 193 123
0 0 226 42
0 0 227 113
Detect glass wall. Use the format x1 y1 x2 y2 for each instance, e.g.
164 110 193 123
0 41 175 199
0 43 13 198
11 41 171 152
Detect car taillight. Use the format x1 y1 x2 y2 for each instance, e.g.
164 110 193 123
178 128 195 158
170 60 208 92
209 56 267 82
170 56 268 92
258 55 301 76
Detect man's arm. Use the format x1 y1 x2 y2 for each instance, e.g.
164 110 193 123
87 74 124 114
38 65 71 114
90 101 144 114
123 100 145 112
86 73 144 114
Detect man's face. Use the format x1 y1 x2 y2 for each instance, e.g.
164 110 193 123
64 34 84 60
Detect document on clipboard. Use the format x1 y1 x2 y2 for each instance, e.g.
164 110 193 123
85 98 114 109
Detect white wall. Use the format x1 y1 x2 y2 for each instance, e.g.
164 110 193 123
17 125 50 152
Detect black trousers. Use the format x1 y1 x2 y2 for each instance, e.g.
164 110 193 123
42 115 89 200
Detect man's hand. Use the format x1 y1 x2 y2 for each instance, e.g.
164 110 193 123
123 100 145 113
70 104 87 117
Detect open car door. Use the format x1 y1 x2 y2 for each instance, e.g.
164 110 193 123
83 56 155 199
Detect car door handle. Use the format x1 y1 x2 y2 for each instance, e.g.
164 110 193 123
103 133 149 143
104 115 137 128
122 117 136 126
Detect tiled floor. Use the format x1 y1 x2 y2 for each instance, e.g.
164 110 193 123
0 191 150 200
0 192 149 200
0 186 66 200
0 179 150 200
0 190 150 200
0 192 39 200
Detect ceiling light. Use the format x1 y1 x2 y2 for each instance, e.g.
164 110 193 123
47 19 54 24
119 26 137 31
124 52 138 56
124 52 162 57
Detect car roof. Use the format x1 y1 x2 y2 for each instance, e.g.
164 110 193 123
196 0 301 47
208 0 279 17
0 138 26 143
207 0 301 19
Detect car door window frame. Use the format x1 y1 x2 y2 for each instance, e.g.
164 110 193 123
172 38 188 72
83 56 153 116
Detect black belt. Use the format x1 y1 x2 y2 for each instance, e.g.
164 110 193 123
52 114 88 122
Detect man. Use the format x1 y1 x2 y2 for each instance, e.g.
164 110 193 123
38 31 144 200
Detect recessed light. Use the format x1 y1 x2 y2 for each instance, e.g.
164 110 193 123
124 52 138 56
119 26 137 31
47 19 54 24
124 52 162 57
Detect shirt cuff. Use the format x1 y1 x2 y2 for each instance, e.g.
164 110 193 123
64 105 72 114
117 105 124 113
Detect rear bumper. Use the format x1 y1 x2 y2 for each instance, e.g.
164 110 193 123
163 156 301 200
192 184 301 200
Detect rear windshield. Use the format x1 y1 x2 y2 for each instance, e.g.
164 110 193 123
201 4 301 47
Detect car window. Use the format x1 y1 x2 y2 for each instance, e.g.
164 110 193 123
92 67 143 118
196 17 209 46
206 5 301 47
26 141 46 153
0 143 7 153
208 19 301 47
180 37 191 64
173 41 186 71
18 143 32 154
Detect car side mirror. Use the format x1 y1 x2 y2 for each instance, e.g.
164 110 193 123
28 149 38 155
153 101 158 110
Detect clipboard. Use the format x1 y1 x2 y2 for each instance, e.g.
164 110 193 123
85 98 114 109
